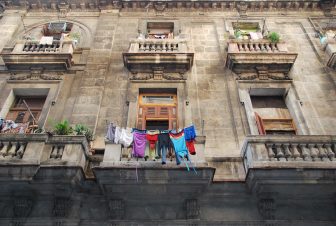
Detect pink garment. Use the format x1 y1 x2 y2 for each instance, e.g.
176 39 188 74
132 132 147 158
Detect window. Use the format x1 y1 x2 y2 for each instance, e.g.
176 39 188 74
6 96 46 124
42 22 73 40
233 22 262 40
251 96 296 135
137 92 177 130
147 22 174 39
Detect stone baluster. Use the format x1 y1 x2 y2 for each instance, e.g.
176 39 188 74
156 42 162 51
282 143 292 160
56 146 65 159
299 144 311 161
162 42 167 52
266 143 276 161
145 43 150 51
150 42 156 51
316 144 328 161
50 146 58 159
290 144 302 161
172 42 178 51
249 43 254 52
260 43 265 51
324 144 335 161
307 144 318 161
255 43 260 51
8 142 18 158
270 43 277 51
16 142 26 159
274 144 286 161
0 141 9 157
237 43 242 51
139 42 145 51
265 43 271 52
167 42 172 52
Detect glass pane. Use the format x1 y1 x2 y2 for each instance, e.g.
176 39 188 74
142 96 174 104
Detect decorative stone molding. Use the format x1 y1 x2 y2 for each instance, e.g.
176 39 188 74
185 199 200 219
9 69 62 81
2 0 330 12
130 72 185 81
257 198 275 220
13 197 33 218
53 197 72 218
108 199 125 219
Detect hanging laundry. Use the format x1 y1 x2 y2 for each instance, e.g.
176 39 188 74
158 132 170 164
133 132 147 158
119 128 133 147
184 125 196 141
146 133 158 160
114 126 122 144
105 123 116 142
184 125 197 155
169 130 189 166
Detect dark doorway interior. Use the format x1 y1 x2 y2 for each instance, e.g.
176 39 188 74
146 120 169 130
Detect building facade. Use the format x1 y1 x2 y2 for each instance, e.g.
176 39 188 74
0 0 335 225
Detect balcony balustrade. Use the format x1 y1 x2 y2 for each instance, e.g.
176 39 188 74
226 39 298 80
123 38 194 74
0 40 75 71
0 133 89 180
242 135 336 194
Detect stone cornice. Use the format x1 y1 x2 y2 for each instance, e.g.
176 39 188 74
1 0 334 14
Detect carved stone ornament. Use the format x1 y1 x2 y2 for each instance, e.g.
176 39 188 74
257 198 275 220
185 199 200 219
108 199 125 219
53 197 72 217
130 72 185 81
13 197 33 218
153 2 166 11
9 70 62 81
236 72 289 80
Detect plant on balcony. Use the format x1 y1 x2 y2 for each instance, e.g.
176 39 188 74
234 29 242 39
53 120 73 135
268 32 280 43
74 124 93 141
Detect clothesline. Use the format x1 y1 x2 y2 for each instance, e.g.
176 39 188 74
105 122 197 172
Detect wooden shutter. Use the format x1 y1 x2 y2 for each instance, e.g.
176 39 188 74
255 112 266 135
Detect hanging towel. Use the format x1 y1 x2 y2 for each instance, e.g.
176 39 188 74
186 140 196 155
119 128 133 147
133 132 147 158
184 125 196 141
169 130 189 160
114 126 122 144
146 134 158 150
106 123 116 141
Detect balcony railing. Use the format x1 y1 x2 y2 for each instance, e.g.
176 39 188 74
0 40 75 71
226 39 298 79
0 134 89 179
123 38 194 74
242 135 336 171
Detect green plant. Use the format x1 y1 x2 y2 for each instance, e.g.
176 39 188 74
53 120 73 135
234 29 242 39
69 32 80 42
74 124 93 141
268 32 280 43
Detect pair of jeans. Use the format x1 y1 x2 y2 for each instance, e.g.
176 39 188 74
158 145 167 164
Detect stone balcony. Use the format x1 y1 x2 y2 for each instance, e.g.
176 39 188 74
0 133 89 181
226 40 298 80
0 40 75 71
123 38 194 75
242 135 336 196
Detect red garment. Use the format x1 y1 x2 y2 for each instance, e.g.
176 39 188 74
186 140 196 155
146 134 158 149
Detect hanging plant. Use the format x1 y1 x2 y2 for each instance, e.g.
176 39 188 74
268 32 280 43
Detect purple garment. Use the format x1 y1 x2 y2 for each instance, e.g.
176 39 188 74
132 132 147 158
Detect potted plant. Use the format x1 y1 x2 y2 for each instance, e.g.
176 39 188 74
74 124 93 142
267 32 280 43
53 120 73 135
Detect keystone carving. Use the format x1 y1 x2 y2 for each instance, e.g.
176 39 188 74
108 199 125 219
53 197 72 217
185 199 200 219
257 198 275 220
